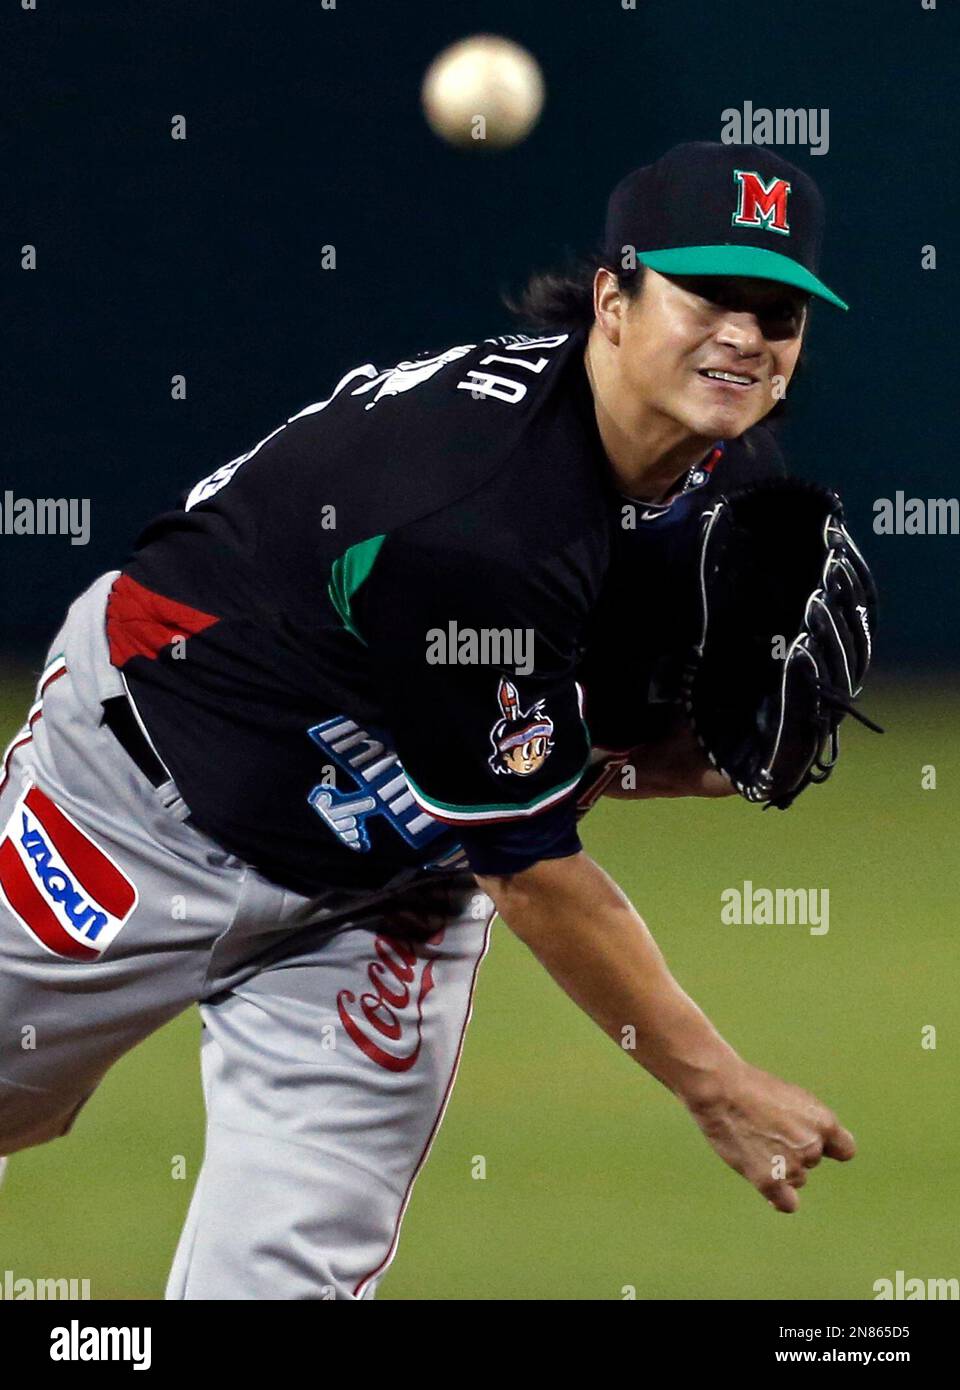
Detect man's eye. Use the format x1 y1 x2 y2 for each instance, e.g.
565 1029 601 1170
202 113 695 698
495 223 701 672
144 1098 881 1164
680 278 720 304
761 301 803 332
685 277 804 325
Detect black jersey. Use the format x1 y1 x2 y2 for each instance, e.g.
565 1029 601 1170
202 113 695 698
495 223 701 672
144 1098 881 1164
105 328 784 893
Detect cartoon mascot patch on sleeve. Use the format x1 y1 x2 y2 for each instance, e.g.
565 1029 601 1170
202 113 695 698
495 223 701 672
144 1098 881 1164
487 679 555 777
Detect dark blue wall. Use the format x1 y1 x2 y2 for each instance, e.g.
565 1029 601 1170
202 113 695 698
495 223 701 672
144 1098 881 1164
5 0 957 665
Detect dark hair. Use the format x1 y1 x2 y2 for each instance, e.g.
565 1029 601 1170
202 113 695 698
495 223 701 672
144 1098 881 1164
502 251 644 332
502 252 809 421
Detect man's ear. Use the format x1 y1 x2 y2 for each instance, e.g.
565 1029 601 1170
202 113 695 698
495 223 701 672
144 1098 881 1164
593 269 625 347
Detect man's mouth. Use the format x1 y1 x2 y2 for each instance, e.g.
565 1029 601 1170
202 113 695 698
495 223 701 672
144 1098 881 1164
697 367 759 390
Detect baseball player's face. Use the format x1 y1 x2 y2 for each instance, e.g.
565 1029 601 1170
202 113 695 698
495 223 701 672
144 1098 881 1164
618 269 807 440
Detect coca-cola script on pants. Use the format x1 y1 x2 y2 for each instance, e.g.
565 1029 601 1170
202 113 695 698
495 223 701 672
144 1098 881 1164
338 932 444 1073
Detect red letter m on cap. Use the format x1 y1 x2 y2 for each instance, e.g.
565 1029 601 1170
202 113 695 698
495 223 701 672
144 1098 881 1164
732 170 791 236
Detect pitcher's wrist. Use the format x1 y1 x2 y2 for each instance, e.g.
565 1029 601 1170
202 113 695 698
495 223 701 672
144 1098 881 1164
641 1029 745 1109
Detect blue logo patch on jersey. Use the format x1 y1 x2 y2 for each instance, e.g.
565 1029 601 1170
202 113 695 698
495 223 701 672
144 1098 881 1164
306 717 453 857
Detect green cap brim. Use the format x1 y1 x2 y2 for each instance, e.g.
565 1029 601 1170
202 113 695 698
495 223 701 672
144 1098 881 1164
636 245 848 311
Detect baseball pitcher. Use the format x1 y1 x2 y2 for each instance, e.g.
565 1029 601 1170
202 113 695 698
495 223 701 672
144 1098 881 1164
0 143 877 1299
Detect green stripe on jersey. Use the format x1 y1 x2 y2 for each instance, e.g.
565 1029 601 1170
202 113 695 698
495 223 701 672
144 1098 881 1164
328 534 386 643
406 757 590 821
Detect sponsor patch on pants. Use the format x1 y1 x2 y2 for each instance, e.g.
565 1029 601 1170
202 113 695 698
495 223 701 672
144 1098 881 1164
0 783 137 960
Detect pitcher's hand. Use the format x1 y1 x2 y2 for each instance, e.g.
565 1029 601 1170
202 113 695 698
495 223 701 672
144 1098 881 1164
603 716 736 799
684 1058 856 1212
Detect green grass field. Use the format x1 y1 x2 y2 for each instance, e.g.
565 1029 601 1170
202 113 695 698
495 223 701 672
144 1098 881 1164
0 674 957 1300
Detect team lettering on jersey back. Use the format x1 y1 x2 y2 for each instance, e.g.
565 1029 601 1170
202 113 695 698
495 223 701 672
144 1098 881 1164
185 334 570 512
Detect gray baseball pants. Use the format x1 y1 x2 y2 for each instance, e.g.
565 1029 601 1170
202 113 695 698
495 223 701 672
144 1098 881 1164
0 573 494 1299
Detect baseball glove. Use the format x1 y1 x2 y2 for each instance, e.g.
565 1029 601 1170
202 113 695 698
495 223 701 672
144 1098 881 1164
682 477 881 809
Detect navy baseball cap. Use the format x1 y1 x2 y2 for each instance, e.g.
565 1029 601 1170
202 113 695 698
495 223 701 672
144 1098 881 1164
602 142 848 310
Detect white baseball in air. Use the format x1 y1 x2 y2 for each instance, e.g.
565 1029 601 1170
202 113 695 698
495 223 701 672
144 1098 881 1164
421 35 545 149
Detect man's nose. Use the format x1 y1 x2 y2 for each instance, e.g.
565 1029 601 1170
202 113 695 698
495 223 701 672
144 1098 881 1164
715 312 766 358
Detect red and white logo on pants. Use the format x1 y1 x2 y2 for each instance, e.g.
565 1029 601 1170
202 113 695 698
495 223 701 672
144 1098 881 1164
337 933 443 1073
0 782 138 961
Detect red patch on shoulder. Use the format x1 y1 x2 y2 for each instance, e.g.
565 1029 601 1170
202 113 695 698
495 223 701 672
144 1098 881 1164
106 574 219 667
